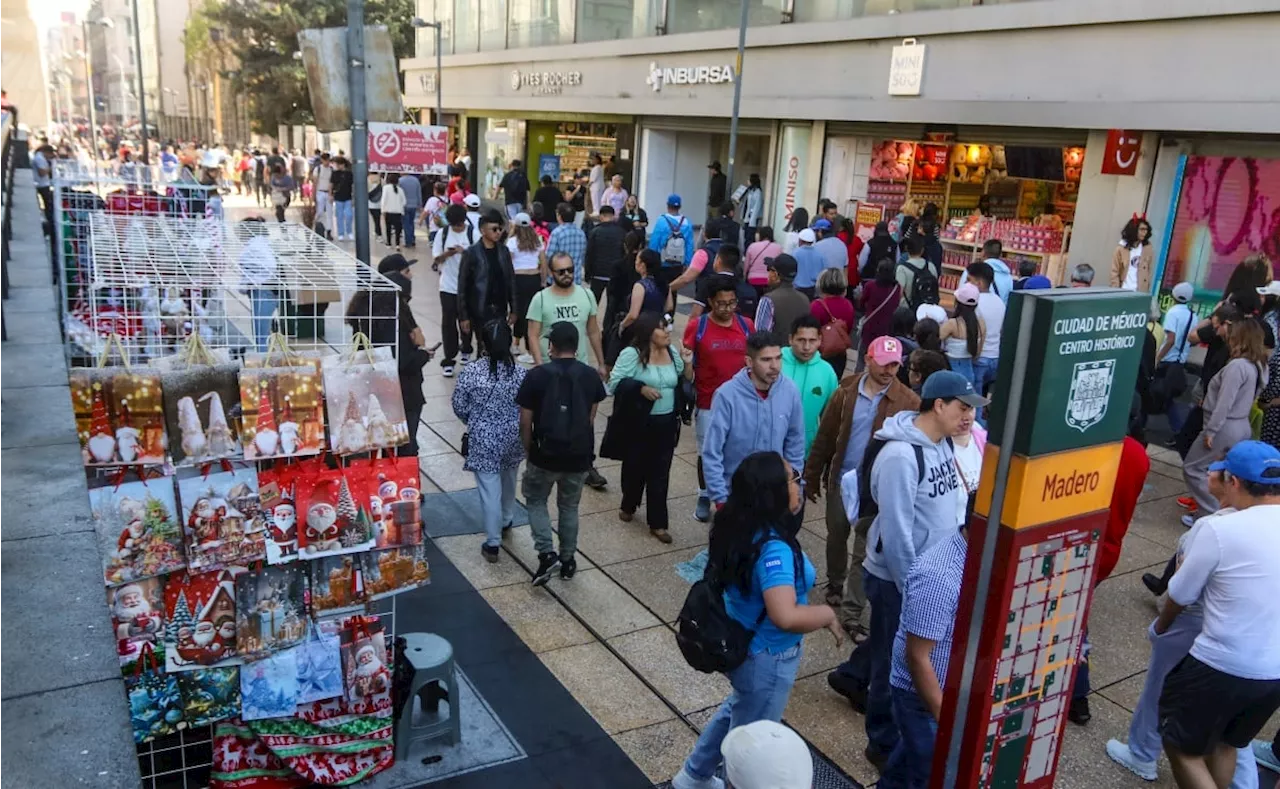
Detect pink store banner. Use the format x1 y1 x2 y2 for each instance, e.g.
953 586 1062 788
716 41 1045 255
367 123 449 175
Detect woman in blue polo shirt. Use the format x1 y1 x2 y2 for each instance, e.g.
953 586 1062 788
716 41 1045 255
673 451 842 789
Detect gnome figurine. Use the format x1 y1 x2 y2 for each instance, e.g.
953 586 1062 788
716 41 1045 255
252 381 279 458
200 391 236 457
86 383 117 463
336 395 368 455
115 401 142 463
365 393 397 448
278 397 301 456
176 395 208 460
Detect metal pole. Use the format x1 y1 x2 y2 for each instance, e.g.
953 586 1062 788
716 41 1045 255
725 0 749 191
348 0 370 266
435 24 442 127
130 0 150 163
81 25 98 161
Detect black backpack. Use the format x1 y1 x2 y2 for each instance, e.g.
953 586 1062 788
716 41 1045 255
698 239 724 281
857 436 955 524
900 259 940 310
676 538 798 674
534 363 595 460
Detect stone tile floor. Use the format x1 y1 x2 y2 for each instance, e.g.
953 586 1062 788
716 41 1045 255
217 195 1280 787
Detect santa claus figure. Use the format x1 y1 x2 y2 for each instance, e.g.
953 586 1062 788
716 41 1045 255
351 642 390 699
207 616 236 659
114 497 149 561
304 502 341 554
113 584 161 643
175 619 220 664
188 497 224 547
269 500 298 558
176 395 208 460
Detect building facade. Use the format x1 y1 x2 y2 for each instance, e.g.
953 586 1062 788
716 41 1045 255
401 0 1280 304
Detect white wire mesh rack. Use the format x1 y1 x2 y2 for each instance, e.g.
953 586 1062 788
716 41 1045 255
78 214 401 363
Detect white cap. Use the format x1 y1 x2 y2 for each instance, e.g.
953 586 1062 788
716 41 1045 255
513 212 532 227
916 303 947 324
1172 282 1195 303
721 721 813 789
1257 280 1280 298
797 228 816 244
464 193 481 208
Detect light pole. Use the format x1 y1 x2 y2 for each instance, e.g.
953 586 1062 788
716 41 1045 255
349 0 371 265
112 55 130 124
725 0 748 192
130 0 151 163
410 17 443 127
82 16 113 160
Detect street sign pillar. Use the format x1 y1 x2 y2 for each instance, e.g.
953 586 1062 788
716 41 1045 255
936 288 1151 788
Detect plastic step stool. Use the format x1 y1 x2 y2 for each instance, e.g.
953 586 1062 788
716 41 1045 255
394 632 461 761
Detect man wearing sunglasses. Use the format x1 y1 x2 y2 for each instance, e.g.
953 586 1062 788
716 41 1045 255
457 214 517 349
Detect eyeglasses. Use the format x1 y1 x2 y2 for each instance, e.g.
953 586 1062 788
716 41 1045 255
712 299 738 309
552 267 574 275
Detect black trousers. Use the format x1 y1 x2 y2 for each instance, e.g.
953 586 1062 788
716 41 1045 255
370 208 382 237
620 412 679 530
384 212 403 246
439 291 473 365
400 397 424 457
514 274 542 349
591 277 609 310
825 352 848 379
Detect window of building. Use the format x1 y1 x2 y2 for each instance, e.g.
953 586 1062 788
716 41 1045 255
575 0 660 42
791 0 865 23
665 0 785 33
480 0 508 50
453 0 479 53
509 0 574 48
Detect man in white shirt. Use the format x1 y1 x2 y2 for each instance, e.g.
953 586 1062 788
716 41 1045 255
235 218 280 352
964 260 1006 409
464 193 484 232
1159 282 1196 366
311 152 334 233
1156 440 1280 788
431 203 478 376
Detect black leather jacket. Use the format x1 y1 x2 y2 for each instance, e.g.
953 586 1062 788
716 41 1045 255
456 240 517 325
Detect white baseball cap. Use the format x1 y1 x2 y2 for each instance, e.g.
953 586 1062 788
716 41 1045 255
721 721 813 789
1172 282 1195 303
916 303 947 324
797 228 816 244
1257 280 1280 298
513 212 532 227
463 193 482 208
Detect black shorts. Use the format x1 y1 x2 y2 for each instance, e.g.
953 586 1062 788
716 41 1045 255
1159 655 1280 755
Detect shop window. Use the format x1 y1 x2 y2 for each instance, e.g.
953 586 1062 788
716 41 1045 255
665 0 785 33
480 0 508 50
453 0 479 53
576 0 662 42
792 0 867 22
509 0 574 48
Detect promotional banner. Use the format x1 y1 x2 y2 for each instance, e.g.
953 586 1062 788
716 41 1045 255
367 123 449 175
771 124 811 232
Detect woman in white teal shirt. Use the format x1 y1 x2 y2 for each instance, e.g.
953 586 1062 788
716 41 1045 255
607 312 693 543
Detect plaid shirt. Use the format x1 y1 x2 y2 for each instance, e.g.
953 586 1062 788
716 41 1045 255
546 223 588 283
891 530 967 692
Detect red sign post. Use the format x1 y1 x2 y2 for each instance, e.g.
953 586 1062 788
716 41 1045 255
367 123 449 175
1100 130 1142 176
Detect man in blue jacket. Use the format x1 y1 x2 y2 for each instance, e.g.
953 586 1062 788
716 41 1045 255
648 193 695 294
958 239 1014 304
701 331 806 508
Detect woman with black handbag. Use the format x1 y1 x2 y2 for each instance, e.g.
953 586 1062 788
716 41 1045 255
671 452 840 789
451 321 526 563
605 313 692 544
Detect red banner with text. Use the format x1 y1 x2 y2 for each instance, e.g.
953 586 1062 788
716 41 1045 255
367 123 449 175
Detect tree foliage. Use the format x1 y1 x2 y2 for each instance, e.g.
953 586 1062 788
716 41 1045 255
192 0 414 135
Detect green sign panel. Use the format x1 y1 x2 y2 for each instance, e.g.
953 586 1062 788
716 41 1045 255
988 289 1150 457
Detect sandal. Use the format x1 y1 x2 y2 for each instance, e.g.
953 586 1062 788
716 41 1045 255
650 528 672 544
618 510 633 523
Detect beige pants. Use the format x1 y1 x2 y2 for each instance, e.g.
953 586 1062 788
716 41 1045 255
823 490 871 630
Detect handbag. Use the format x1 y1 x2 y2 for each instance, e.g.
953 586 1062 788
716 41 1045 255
815 299 853 357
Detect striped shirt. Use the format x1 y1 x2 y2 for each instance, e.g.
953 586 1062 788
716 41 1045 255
891 530 967 692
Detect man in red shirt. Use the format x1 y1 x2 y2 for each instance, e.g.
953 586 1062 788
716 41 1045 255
683 277 754 522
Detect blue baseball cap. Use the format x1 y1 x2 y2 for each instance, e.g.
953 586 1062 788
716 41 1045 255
1022 275 1053 290
1209 440 1280 484
667 193 682 208
921 370 990 407
811 218 833 231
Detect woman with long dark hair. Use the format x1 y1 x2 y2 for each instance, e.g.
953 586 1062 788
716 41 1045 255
1110 215 1155 292
1222 253 1274 302
859 221 898 281
743 226 782 296
452 320 527 562
939 283 986 389
672 451 840 788
782 207 810 254
860 258 902 349
381 173 405 249
506 213 547 364
607 312 693 543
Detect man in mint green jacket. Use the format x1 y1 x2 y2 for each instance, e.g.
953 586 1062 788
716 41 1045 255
781 314 839 457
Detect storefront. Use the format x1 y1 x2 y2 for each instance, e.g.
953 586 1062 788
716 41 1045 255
465 114 636 201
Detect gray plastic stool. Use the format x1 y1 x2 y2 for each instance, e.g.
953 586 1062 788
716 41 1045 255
395 632 461 760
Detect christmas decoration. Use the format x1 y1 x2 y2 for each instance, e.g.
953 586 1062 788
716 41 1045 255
163 568 242 672
108 577 166 674
335 395 369 456
91 475 186 586
239 368 324 461
161 364 242 465
239 651 299 721
125 659 184 744
339 617 391 716
177 466 268 572
347 455 422 549
309 555 366 613
361 544 430 601
177 666 241 727
322 360 407 455
296 631 343 704
234 564 307 657
295 467 374 560
71 370 169 466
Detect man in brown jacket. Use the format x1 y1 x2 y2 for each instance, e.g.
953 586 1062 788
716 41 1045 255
803 336 919 635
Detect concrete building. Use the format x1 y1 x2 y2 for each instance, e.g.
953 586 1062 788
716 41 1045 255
1 0 50 126
401 0 1280 306
45 13 88 126
85 0 153 127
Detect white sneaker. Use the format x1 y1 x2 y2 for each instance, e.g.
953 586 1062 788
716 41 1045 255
517 353 535 365
460 353 471 365
1105 739 1157 781
671 768 723 789
442 365 455 378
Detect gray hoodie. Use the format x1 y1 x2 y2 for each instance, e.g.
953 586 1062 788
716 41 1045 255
862 411 962 588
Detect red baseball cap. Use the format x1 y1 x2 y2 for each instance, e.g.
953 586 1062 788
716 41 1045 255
867 336 903 366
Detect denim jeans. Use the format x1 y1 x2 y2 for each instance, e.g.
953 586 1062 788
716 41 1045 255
879 686 938 789
249 289 279 352
334 199 353 237
475 466 518 548
1128 614 1257 788
506 203 522 219
523 464 586 558
683 643 803 780
947 356 977 392
315 190 331 228
834 569 903 757
402 210 417 246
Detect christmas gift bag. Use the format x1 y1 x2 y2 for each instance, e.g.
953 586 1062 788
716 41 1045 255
348 456 422 549
210 718 309 789
161 364 243 466
91 470 187 586
296 630 344 704
177 464 268 572
323 358 409 455
239 367 326 462
164 568 243 672
295 466 375 560
235 564 308 658
177 665 241 727
125 644 185 744
240 650 300 721
361 544 430 601
70 368 169 466
108 576 167 674
309 555 366 614
339 617 392 716
257 463 303 565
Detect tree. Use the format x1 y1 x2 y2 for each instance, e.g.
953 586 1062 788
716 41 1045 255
189 0 414 135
